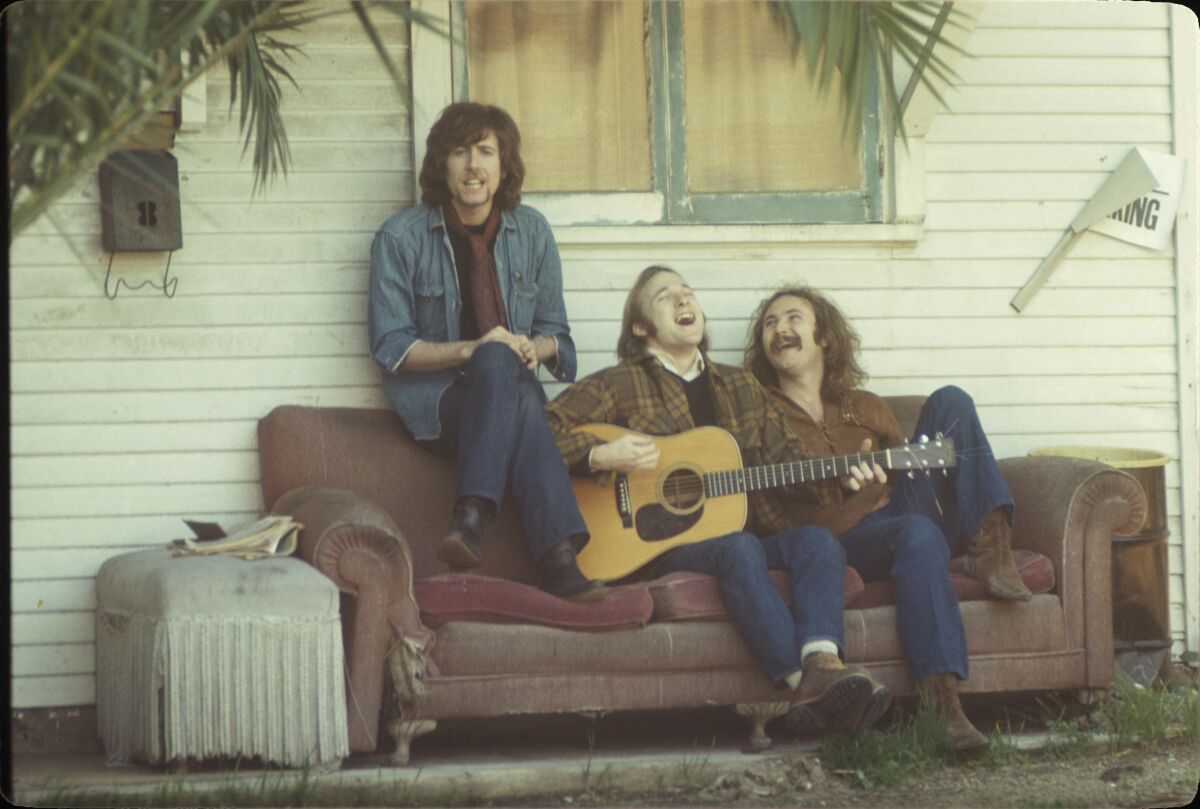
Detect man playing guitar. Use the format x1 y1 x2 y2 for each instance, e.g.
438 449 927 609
545 266 891 737
744 285 1028 749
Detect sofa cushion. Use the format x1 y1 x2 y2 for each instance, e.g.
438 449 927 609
430 594 1067 679
414 574 653 631
846 549 1056 610
647 566 866 623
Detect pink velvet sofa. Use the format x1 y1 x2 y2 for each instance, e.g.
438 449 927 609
256 398 1146 764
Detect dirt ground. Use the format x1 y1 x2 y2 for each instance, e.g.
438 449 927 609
592 742 1200 809
428 690 1199 809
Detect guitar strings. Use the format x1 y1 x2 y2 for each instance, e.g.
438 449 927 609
658 445 956 499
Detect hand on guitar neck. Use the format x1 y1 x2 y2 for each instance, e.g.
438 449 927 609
844 436 892 506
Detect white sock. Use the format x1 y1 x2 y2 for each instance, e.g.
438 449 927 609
800 640 840 663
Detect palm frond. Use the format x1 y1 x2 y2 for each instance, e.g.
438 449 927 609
763 0 963 144
7 0 448 242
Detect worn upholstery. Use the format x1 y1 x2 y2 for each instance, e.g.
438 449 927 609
256 401 1146 760
415 574 654 630
647 567 865 622
848 549 1057 609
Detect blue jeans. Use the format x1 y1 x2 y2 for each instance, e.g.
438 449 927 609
660 525 846 686
840 513 967 680
838 385 1011 681
885 385 1013 550
419 342 587 561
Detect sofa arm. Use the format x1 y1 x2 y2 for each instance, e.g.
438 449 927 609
998 456 1146 559
271 486 434 754
998 456 1146 690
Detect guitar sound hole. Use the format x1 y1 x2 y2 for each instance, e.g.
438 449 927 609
662 468 704 511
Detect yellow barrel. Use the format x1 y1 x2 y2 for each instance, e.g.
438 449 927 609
1027 446 1171 650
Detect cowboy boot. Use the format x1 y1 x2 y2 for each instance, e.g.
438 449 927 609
537 539 607 602
436 496 491 570
786 652 889 735
918 673 988 750
961 508 1032 601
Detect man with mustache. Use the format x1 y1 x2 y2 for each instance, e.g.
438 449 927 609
744 285 1031 749
368 103 603 600
545 266 891 737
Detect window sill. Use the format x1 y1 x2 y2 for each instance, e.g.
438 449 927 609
552 221 923 247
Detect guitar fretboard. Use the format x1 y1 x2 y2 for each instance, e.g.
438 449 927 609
703 447 943 497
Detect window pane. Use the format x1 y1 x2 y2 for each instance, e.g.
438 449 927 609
466 1 651 192
681 1 862 194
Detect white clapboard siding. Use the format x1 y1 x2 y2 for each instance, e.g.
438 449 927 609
11 677 94 710
8 9 413 709
912 0 1187 656
8 2 1195 708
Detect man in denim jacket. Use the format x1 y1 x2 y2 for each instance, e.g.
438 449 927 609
369 102 603 600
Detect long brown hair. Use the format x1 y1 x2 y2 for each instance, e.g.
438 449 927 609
744 286 866 403
419 102 525 211
616 266 710 360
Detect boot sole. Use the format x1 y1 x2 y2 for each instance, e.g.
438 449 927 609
545 577 608 602
562 581 608 602
852 684 892 730
786 673 874 736
436 533 482 570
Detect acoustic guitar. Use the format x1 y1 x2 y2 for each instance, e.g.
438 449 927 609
570 424 956 582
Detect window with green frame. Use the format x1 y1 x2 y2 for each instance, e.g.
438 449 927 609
457 0 884 225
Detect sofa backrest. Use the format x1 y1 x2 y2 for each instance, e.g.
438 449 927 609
258 396 928 584
258 405 542 584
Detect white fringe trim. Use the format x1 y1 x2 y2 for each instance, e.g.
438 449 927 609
97 610 348 767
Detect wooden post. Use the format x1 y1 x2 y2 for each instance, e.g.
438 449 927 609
1010 229 1084 312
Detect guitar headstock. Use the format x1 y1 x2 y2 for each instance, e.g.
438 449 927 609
896 433 956 477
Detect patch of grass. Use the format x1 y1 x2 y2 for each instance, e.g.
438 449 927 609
973 719 1024 769
1181 682 1200 744
1040 714 1094 760
1104 672 1200 749
819 706 951 789
672 736 716 788
577 731 616 803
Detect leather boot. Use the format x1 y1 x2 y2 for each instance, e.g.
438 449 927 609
537 539 607 602
436 496 491 570
786 652 889 735
962 508 1032 601
918 673 988 750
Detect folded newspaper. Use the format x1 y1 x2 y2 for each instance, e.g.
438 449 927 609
169 515 302 560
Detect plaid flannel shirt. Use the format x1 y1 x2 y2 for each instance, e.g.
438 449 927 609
544 354 829 538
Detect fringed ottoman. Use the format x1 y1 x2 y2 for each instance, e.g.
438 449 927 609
95 548 348 768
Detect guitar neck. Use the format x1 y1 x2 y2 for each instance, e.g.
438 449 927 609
704 447 924 497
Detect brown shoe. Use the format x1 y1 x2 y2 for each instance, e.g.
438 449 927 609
962 509 1033 601
786 652 887 735
918 673 988 751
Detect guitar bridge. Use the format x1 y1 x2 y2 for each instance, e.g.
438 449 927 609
615 474 633 529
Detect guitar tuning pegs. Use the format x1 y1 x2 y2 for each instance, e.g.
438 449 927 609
934 431 944 439
942 469 949 477
918 434 929 444
907 470 916 480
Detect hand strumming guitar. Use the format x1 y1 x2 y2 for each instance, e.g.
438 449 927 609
590 434 660 474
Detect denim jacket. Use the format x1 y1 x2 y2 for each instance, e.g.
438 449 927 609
369 203 577 440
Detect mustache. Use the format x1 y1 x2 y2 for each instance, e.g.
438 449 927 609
769 335 802 353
